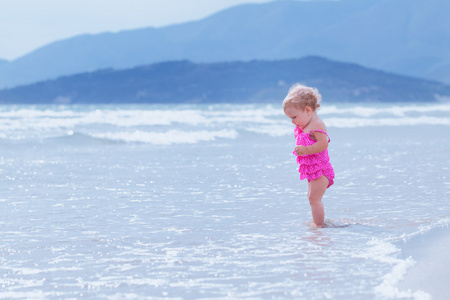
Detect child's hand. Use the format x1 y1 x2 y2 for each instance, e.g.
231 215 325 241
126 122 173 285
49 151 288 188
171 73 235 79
294 145 307 156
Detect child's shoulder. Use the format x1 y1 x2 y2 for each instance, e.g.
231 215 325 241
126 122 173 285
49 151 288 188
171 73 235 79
307 118 328 139
309 116 327 132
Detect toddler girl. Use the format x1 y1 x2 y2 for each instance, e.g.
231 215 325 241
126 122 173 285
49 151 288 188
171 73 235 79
283 84 334 227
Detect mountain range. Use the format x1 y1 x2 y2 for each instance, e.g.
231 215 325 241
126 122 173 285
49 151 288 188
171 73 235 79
1 57 448 104
0 0 449 89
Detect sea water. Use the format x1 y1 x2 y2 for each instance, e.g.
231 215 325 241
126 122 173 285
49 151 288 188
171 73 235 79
0 103 449 299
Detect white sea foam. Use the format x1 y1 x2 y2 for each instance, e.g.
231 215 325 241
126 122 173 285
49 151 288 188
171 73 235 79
322 103 450 117
0 108 78 118
90 129 238 144
397 218 450 242
355 239 431 300
325 116 450 128
0 106 280 133
1 104 449 142
245 124 292 137
0 109 209 128
376 258 431 300
395 224 450 300
356 219 450 300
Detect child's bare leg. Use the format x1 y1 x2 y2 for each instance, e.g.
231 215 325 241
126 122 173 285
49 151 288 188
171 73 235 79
307 176 329 227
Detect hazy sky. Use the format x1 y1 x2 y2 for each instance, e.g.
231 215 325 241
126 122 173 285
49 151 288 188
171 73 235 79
0 0 273 61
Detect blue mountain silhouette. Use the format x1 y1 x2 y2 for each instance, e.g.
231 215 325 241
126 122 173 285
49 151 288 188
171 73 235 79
0 0 449 89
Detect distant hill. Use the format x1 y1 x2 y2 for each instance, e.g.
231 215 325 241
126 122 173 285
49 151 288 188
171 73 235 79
1 57 448 104
0 59 7 66
0 0 449 89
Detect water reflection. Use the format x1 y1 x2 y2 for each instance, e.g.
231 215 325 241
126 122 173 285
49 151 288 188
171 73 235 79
304 226 333 248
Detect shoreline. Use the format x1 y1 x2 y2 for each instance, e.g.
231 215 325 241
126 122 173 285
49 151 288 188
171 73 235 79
396 225 450 300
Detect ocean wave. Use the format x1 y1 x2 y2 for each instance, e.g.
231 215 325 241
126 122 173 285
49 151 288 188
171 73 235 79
0 108 78 118
322 103 450 117
89 129 238 145
0 104 449 141
245 125 292 137
0 107 281 130
245 115 450 137
0 109 209 128
325 116 450 128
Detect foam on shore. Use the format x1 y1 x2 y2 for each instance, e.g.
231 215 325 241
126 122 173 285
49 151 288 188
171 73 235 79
395 225 450 300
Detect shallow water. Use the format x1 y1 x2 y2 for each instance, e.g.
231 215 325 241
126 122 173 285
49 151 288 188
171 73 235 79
0 103 449 299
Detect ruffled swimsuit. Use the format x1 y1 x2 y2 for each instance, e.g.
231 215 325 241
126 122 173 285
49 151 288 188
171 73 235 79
293 127 335 188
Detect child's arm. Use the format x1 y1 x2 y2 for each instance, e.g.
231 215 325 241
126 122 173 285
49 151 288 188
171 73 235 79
294 131 328 156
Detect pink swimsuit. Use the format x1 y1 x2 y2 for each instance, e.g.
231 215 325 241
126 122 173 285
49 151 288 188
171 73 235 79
293 127 335 188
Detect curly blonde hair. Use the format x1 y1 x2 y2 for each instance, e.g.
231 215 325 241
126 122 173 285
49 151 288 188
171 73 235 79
282 83 322 111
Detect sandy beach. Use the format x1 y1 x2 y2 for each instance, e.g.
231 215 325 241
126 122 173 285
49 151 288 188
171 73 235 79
397 225 450 300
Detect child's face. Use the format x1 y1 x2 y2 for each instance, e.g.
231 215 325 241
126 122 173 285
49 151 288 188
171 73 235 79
284 105 312 129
